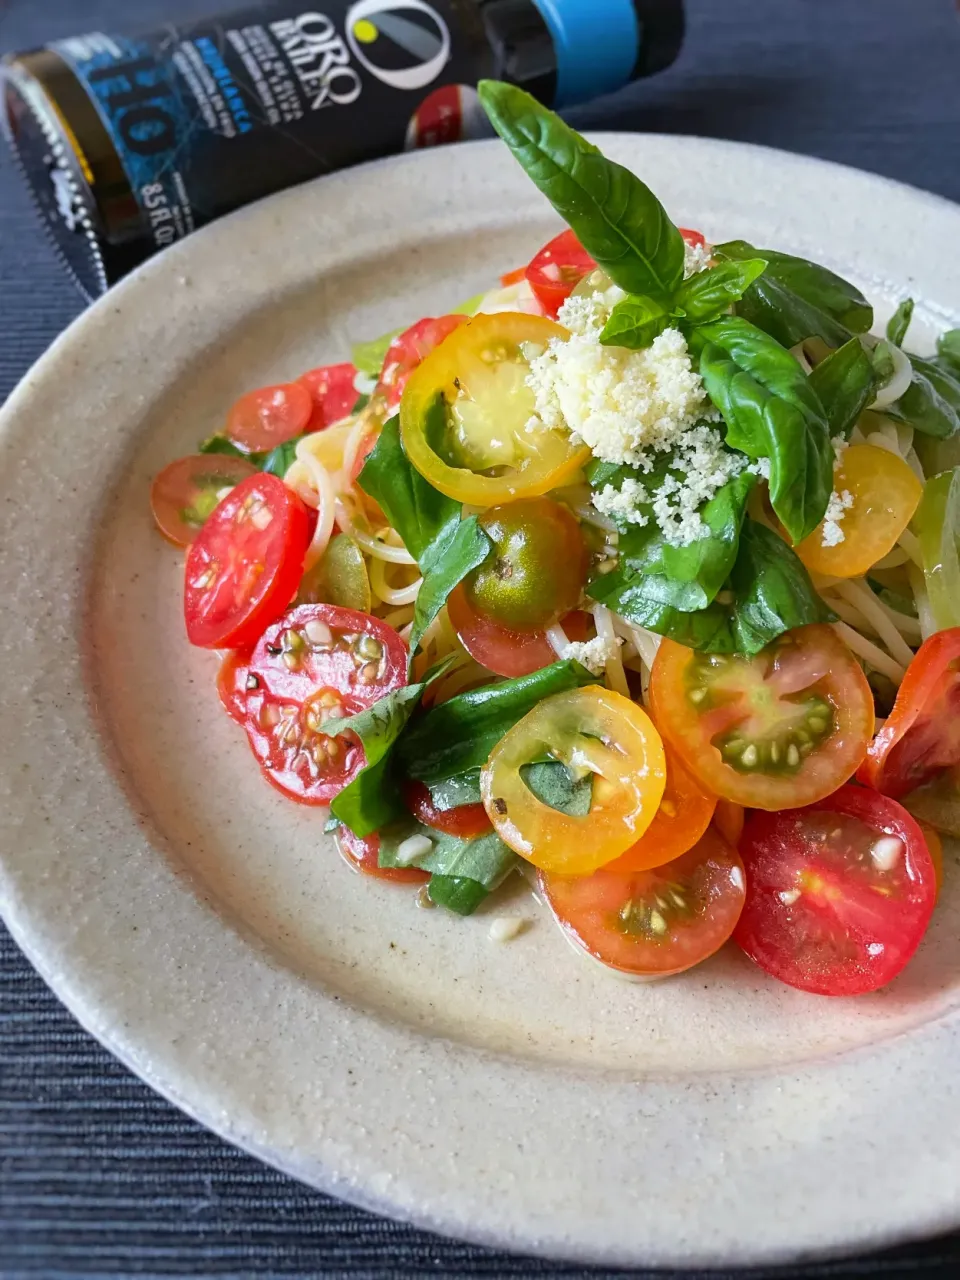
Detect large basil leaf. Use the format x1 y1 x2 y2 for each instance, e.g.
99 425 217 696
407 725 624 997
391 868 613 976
886 298 914 347
588 570 736 650
358 415 460 563
937 329 960 377
673 259 767 325
807 337 876 439
715 240 872 347
398 659 594 785
896 363 960 439
409 515 491 653
522 760 594 816
695 316 832 542
599 295 671 349
478 80 684 299
427 876 489 915
378 819 517 895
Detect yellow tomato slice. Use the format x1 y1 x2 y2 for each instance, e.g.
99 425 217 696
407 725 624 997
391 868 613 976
400 311 590 506
480 685 666 874
797 444 922 578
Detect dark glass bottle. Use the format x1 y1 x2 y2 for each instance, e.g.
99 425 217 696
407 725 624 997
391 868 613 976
2 1 684 298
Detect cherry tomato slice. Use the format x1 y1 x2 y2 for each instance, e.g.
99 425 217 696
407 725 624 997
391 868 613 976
242 605 407 805
184 473 311 649
403 780 492 838
225 381 313 452
540 828 745 979
448 586 590 678
650 625 875 810
150 454 259 547
920 821 944 898
605 745 716 874
679 227 706 248
796 444 922 579
734 784 936 996
858 627 960 799
524 230 596 319
298 362 358 431
217 650 253 724
336 825 428 884
379 315 469 409
481 685 666 874
713 799 746 849
500 266 527 288
903 764 960 839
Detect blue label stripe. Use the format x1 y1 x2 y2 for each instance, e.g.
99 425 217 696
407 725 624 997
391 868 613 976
529 0 640 107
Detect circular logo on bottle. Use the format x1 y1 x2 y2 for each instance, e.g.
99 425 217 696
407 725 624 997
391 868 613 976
345 0 451 92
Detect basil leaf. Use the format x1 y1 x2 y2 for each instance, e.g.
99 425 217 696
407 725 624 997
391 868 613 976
351 329 400 379
521 760 593 816
726 521 835 655
585 458 629 490
427 770 483 810
325 657 456 836
715 240 872 346
409 515 491 654
896 364 960 439
673 259 767 325
696 316 832 542
352 392 370 414
260 438 302 477
478 80 684 299
937 329 960 377
887 298 914 347
427 875 489 916
399 659 594 785
910 356 960 414
199 434 248 458
378 820 517 890
599 295 671 349
870 340 896 386
358 415 461 563
807 337 876 440
589 570 736 650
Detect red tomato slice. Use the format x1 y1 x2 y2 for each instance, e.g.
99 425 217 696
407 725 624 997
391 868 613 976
734 784 936 996
447 586 591 677
605 745 716 873
713 799 746 849
540 828 746 979
242 604 407 804
650 625 875 811
403 780 492 838
524 230 596 319
500 266 527 287
858 627 960 799
336 825 428 884
679 227 706 248
225 382 313 452
378 315 469 409
151 454 260 548
298 362 358 432
217 650 253 724
184 474 310 649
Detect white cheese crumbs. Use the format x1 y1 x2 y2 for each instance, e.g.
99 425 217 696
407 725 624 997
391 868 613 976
870 835 903 872
821 488 855 547
561 633 623 675
395 833 433 866
832 434 850 464
683 239 712 277
488 916 529 943
525 292 718 467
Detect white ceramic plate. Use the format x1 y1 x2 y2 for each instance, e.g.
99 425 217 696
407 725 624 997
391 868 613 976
2 135 960 1269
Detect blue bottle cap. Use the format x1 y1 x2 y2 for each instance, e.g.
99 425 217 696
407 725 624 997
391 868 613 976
530 0 683 107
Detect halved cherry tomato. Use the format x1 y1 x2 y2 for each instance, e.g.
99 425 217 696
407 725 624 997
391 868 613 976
403 780 492 839
734 784 936 996
448 587 590 678
524 230 596 318
713 799 746 849
225 381 313 452
336 825 428 884
650 625 875 810
904 765 960 838
481 685 666 874
400 312 591 506
217 650 254 724
379 315 468 409
679 227 706 248
920 821 944 897
243 604 407 804
540 828 745 979
796 444 922 578
184 474 311 649
298 362 358 431
465 497 587 632
150 454 259 547
500 266 527 288
605 745 716 874
858 627 960 799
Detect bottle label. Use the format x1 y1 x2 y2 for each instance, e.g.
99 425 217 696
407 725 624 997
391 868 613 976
51 1 491 254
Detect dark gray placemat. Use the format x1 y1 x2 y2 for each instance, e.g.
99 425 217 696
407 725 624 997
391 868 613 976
3 1 960 1275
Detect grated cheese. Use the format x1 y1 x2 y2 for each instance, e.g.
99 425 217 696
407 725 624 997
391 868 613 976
561 633 623 675
683 239 712 277
821 489 855 547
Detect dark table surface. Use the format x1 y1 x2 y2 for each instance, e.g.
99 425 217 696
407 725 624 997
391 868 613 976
3 1 960 1276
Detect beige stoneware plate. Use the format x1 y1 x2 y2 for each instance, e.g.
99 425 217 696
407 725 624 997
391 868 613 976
1 135 960 1268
